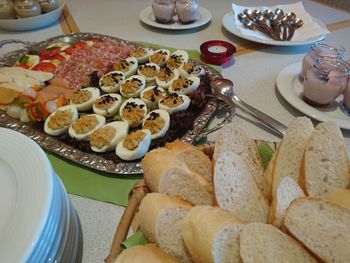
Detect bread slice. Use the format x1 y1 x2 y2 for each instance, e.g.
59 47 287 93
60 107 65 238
300 122 349 198
142 148 213 205
271 117 314 197
165 140 212 183
182 206 244 263
138 193 193 262
213 123 266 196
269 176 305 228
114 244 179 263
214 151 269 223
326 188 350 210
284 198 350 263
239 223 318 263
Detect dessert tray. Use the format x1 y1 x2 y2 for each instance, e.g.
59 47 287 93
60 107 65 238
0 32 225 175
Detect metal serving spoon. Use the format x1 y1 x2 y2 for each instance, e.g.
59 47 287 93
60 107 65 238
287 18 303 41
209 78 287 137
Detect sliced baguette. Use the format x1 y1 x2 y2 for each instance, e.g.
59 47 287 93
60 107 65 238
239 223 318 263
214 151 269 223
284 198 350 263
182 206 244 263
300 122 349 198
326 188 350 210
213 123 266 196
271 117 314 197
142 148 213 205
269 176 305 229
114 244 179 263
165 140 212 183
138 193 194 262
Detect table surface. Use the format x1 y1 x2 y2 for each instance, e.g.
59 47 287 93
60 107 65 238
1 1 350 262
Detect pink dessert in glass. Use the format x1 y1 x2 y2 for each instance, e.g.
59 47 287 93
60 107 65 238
175 0 199 24
152 0 175 24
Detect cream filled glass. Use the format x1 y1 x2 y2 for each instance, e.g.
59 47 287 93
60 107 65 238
152 0 175 24
175 0 199 24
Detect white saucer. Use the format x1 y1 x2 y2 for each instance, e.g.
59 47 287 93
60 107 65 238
222 12 327 46
139 6 211 30
276 62 350 129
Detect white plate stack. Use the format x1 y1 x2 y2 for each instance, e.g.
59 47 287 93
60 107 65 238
0 128 82 263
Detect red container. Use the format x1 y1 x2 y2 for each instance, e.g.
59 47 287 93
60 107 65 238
200 40 236 65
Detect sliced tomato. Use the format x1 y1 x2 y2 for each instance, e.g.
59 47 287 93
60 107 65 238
63 47 74 55
32 62 57 73
39 47 61 59
74 40 87 49
28 104 42 121
52 54 66 61
16 63 30 69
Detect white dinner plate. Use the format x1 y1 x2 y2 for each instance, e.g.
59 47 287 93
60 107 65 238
222 12 327 46
139 6 211 30
276 62 350 129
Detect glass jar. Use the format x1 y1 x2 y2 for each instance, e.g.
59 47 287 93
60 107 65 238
35 0 58 13
176 0 199 24
152 0 175 24
300 41 345 81
341 59 350 115
0 0 15 19
303 58 349 107
14 0 41 18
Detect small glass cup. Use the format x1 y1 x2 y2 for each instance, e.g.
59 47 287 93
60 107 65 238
14 0 41 18
340 59 350 115
303 58 349 107
175 0 199 24
0 0 16 19
152 0 175 24
300 41 345 81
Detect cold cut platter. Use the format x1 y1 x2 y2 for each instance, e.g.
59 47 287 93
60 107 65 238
0 32 224 174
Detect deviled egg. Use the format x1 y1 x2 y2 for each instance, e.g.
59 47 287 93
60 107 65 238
137 63 160 84
69 87 100 111
115 129 152 161
93 94 122 117
149 49 171 66
166 50 189 69
68 114 106 141
119 75 146 98
142 109 170 139
90 121 129 153
156 67 179 89
44 105 78 136
168 76 200 95
113 57 138 78
131 47 154 64
119 98 147 128
179 63 206 78
158 93 190 114
99 71 125 93
140 85 167 109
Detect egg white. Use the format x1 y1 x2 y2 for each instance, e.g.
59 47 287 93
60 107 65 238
113 57 138 78
132 47 154 64
119 75 146 98
158 94 191 114
68 114 106 141
179 63 206 78
149 49 171 66
44 105 78 136
156 67 179 89
70 87 100 111
93 93 122 117
142 109 170 139
115 129 152 161
140 85 167 109
119 98 148 128
137 63 160 84
99 71 125 93
166 50 189 69
168 76 200 95
90 121 129 153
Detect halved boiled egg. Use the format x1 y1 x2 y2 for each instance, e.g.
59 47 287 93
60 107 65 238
119 75 146 98
90 121 129 153
113 57 138 78
68 114 106 141
131 47 154 64
168 76 200 95
179 63 206 78
149 49 171 66
142 109 170 139
140 85 166 109
155 67 179 89
115 129 152 161
137 63 160 84
158 94 191 114
44 105 78 136
99 71 125 93
70 87 100 111
166 50 189 69
119 98 147 128
93 93 122 117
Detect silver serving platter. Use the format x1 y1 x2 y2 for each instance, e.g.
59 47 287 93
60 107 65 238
0 32 223 175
